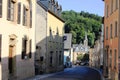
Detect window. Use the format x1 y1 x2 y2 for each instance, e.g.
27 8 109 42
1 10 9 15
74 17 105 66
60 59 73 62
111 0 113 14
48 1 52 10
0 34 2 62
23 5 27 26
50 52 53 66
110 24 112 38
63 36 67 41
7 0 15 21
17 3 21 24
109 50 112 67
21 38 27 59
0 0 2 18
115 0 118 10
106 5 109 17
115 21 118 37
106 27 108 40
40 56 44 61
114 50 117 68
59 53 61 65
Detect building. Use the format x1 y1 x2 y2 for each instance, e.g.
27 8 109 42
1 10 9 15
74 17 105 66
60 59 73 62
63 33 72 67
35 1 47 74
0 0 36 80
103 0 119 80
72 33 90 64
89 24 104 69
35 0 65 74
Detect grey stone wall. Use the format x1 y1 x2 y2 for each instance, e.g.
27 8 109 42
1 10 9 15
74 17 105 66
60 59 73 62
35 3 47 74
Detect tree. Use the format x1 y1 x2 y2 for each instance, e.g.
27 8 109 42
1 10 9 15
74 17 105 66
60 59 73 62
62 10 102 47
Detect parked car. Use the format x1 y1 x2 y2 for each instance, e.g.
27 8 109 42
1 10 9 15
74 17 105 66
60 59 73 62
64 62 72 68
80 61 89 66
74 60 81 65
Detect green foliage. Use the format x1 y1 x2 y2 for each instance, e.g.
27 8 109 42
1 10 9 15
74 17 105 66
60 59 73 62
77 54 84 61
61 10 102 47
81 53 89 61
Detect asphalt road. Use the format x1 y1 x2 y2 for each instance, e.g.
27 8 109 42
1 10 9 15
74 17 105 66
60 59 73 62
41 66 103 80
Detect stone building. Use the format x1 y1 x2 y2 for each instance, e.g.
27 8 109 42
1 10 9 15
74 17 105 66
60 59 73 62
0 0 36 80
103 0 119 80
35 0 65 74
89 24 104 69
63 33 72 67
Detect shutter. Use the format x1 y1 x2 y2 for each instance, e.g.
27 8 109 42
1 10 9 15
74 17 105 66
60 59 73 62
30 10 32 28
23 5 26 26
0 0 2 18
0 34 2 62
17 3 21 24
7 0 11 20
29 39 32 58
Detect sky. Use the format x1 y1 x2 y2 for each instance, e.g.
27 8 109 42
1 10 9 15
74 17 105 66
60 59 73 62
57 0 104 16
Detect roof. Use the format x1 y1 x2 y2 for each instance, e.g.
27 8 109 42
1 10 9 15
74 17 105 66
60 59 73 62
73 43 90 53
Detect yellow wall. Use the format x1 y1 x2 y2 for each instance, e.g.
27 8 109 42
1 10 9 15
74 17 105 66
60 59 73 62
46 11 64 72
47 12 64 37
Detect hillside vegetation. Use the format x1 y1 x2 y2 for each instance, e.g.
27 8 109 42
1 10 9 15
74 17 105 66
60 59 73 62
61 10 102 47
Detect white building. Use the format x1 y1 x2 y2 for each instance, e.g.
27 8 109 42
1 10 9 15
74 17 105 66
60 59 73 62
0 0 36 80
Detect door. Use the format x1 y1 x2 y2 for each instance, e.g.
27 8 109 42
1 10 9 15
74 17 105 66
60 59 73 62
9 45 14 74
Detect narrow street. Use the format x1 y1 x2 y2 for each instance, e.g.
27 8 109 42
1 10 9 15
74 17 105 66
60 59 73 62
28 66 103 80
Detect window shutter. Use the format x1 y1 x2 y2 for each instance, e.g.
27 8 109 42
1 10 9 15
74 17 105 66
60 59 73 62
30 10 32 28
7 0 11 20
17 3 21 24
23 5 28 26
23 5 25 26
29 39 32 58
0 34 2 62
0 0 2 18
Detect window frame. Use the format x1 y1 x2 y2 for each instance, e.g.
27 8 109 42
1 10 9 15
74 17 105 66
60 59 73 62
106 27 108 40
21 37 27 59
106 4 109 18
7 0 15 21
